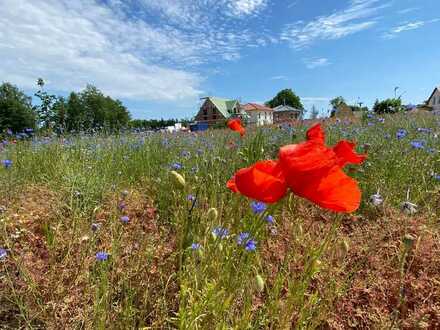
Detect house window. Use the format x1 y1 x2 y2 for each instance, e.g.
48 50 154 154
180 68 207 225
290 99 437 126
203 108 208 115
213 113 217 120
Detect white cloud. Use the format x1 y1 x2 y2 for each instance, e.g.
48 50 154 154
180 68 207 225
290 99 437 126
0 0 274 104
0 0 206 102
228 0 268 16
281 0 388 49
382 19 440 39
303 58 330 69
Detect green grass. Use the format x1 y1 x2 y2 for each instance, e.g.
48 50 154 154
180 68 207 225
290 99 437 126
1 113 440 329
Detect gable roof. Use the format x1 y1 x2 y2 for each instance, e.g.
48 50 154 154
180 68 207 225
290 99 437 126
273 105 302 112
242 103 273 112
202 97 239 118
427 87 440 103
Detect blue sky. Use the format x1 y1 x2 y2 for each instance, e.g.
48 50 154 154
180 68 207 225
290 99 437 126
1 0 439 119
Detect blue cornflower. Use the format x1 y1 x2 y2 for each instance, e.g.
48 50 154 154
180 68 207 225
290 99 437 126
171 162 183 170
251 201 267 214
24 128 34 134
120 215 129 223
0 248 7 260
367 122 374 126
245 239 257 251
433 174 440 181
378 118 385 123
236 232 257 252
366 113 374 119
180 150 190 158
95 251 109 261
265 215 274 224
236 232 250 245
91 223 101 232
396 129 407 140
410 140 425 149
118 201 126 211
1 160 12 169
212 227 229 239
187 194 196 202
417 128 432 134
191 243 201 250
6 129 13 135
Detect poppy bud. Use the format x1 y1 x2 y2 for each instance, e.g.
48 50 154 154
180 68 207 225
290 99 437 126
403 234 416 249
255 274 265 292
340 239 349 254
170 171 186 189
311 259 322 274
207 207 218 221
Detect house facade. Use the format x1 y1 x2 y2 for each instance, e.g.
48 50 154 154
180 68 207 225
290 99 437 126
427 87 440 111
273 105 303 123
194 97 241 126
241 103 273 126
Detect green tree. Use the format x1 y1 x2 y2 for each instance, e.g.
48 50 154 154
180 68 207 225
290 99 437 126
266 88 303 109
64 85 130 132
373 98 403 114
330 96 346 109
0 82 36 133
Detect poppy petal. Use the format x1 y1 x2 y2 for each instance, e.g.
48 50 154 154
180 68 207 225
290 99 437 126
227 118 245 136
333 140 367 167
231 160 287 204
293 166 361 213
306 124 325 144
226 177 238 192
279 141 337 174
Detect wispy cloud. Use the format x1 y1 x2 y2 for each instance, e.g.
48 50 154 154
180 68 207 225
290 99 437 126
397 7 419 15
302 97 331 103
270 75 288 81
281 0 388 49
382 19 440 39
303 58 330 69
0 0 273 104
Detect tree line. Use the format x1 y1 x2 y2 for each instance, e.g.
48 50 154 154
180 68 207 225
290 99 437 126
0 79 191 135
0 79 131 134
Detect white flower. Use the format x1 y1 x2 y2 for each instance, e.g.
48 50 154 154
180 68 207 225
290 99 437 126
401 201 417 215
370 193 383 206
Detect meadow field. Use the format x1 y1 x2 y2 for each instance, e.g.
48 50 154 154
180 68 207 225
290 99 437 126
1 113 440 329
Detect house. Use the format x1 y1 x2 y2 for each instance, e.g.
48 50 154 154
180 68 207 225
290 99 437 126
241 103 273 126
427 86 440 111
273 105 303 123
194 97 242 126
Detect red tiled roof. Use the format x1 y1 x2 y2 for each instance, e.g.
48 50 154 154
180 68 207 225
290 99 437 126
242 103 273 112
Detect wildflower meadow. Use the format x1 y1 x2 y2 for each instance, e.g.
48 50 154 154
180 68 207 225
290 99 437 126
1 113 440 329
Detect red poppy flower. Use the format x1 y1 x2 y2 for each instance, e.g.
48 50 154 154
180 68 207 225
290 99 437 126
227 118 245 136
227 160 287 204
332 140 367 167
290 165 361 213
227 123 366 213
